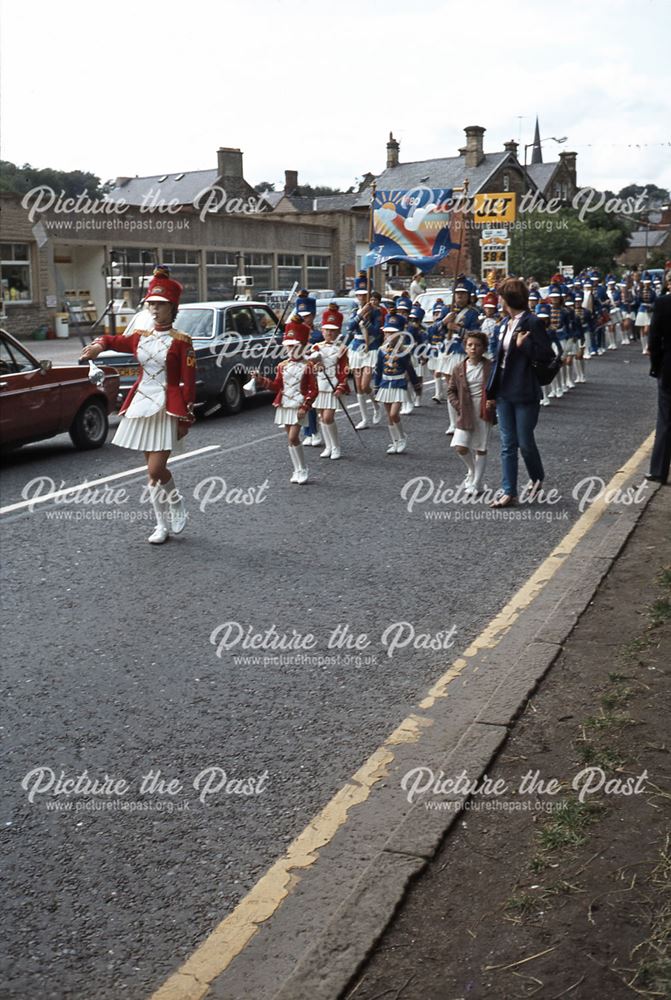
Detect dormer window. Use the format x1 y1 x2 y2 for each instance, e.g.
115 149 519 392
503 172 510 192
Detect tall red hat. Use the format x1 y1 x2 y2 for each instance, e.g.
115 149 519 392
283 320 311 347
483 292 498 308
145 265 183 307
322 307 343 331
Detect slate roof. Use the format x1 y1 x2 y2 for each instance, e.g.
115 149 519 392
352 151 523 207
525 162 558 193
107 169 256 206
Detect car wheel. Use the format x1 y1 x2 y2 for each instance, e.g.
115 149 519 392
221 374 243 414
69 398 109 449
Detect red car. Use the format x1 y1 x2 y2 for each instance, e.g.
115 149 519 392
0 329 120 450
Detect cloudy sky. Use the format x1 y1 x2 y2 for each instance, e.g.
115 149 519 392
2 0 670 195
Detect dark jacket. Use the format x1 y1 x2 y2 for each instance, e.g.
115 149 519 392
649 293 671 392
487 311 555 404
447 358 496 431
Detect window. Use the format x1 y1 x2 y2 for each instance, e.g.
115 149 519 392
503 173 510 192
161 249 199 265
0 337 37 373
160 249 200 302
207 251 237 266
1 243 33 303
277 254 302 267
207 251 236 299
225 306 256 337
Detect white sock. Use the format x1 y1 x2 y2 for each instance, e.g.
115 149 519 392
447 401 458 430
357 394 367 421
288 445 301 471
473 453 487 490
397 419 405 438
320 424 333 452
389 422 400 443
459 450 475 483
294 442 306 470
329 422 340 449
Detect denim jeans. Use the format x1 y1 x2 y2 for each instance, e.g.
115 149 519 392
496 399 545 497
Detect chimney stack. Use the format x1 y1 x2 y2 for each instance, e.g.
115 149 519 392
386 132 400 169
504 140 519 157
463 126 485 168
558 151 577 189
284 169 298 194
217 147 243 178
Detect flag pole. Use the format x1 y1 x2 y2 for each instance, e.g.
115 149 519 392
367 179 377 303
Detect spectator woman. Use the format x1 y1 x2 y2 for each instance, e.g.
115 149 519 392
486 277 554 507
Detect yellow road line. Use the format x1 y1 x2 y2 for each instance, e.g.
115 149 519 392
149 433 654 1000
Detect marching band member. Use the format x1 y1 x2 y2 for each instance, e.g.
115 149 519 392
251 321 317 484
479 291 501 356
427 300 448 402
606 277 623 348
572 287 591 384
447 330 496 495
402 304 427 412
346 275 383 428
619 277 634 344
374 315 422 454
535 301 562 406
547 284 574 394
291 291 322 448
636 272 656 355
308 306 349 460
81 266 195 545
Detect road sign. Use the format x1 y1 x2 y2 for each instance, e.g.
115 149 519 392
473 193 517 225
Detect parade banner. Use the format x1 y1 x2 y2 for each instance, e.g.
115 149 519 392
361 188 460 272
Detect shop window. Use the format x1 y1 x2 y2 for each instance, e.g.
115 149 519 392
1 243 33 303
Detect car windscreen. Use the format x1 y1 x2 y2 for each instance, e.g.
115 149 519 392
175 309 217 340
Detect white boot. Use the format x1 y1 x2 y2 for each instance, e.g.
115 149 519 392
288 445 301 483
162 475 187 535
355 394 369 429
370 393 382 425
147 483 169 544
565 364 575 390
386 422 400 454
472 453 487 493
402 384 415 414
541 385 551 406
329 422 341 460
320 423 333 458
641 333 649 355
294 443 308 484
446 400 458 434
396 419 408 453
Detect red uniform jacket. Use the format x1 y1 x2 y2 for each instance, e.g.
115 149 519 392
96 329 196 421
256 360 318 409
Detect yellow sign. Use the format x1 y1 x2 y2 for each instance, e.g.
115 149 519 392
473 192 517 224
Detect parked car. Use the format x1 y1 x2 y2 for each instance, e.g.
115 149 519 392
414 288 454 315
97 301 284 415
0 329 119 450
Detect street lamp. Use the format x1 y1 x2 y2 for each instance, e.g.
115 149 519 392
521 135 568 276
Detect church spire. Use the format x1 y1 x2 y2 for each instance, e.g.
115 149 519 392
530 116 542 165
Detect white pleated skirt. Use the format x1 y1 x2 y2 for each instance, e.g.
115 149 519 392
438 352 463 375
316 390 338 410
348 348 377 370
375 387 407 403
427 354 442 372
113 408 184 454
274 406 305 426
635 309 650 327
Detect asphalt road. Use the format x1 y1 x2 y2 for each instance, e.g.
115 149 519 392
0 344 658 1000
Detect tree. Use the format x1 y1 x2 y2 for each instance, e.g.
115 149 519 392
0 160 104 198
294 184 344 197
508 208 629 281
253 181 275 193
617 183 670 206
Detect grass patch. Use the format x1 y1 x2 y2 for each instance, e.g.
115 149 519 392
504 892 539 919
537 800 602 853
601 686 633 710
649 596 671 626
575 741 623 770
626 835 671 997
584 711 635 732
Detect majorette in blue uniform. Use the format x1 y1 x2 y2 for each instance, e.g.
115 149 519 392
547 284 574 396
346 273 383 428
571 287 592 384
535 301 563 407
604 276 622 349
374 314 422 455
401 304 427 413
635 271 656 355
426 300 449 401
618 277 634 344
479 292 501 357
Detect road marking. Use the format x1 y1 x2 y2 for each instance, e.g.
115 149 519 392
0 378 441 517
0 446 220 515
149 433 655 1000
